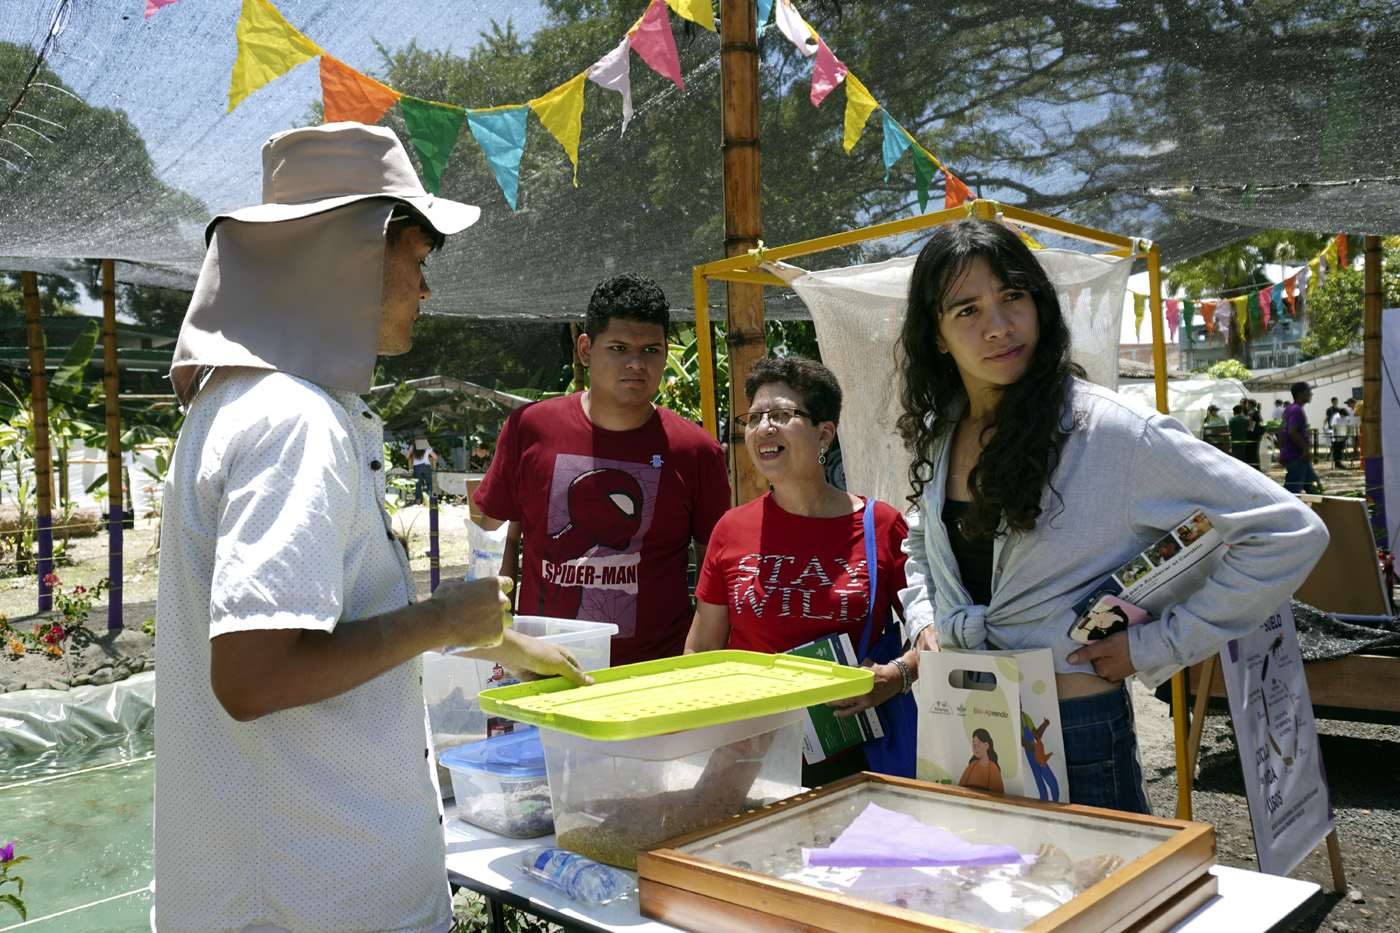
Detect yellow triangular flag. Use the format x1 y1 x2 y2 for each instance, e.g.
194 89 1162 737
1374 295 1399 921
665 0 716 31
529 73 587 186
1132 291 1146 340
229 0 324 112
842 74 879 154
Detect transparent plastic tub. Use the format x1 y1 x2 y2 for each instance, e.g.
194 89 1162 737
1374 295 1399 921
539 709 803 870
425 616 616 795
441 727 553 838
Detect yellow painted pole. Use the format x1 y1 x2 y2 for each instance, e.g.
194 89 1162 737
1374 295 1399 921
1147 242 1193 821
693 268 718 440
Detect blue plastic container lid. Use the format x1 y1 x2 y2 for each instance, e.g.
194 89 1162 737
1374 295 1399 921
440 727 547 779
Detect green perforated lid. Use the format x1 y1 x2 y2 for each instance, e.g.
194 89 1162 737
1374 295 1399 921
477 649 874 740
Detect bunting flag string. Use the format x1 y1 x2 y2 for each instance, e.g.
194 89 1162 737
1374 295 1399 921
216 0 978 215
1162 234 1363 345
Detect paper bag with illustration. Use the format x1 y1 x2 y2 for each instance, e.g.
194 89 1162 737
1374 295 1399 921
916 648 1068 803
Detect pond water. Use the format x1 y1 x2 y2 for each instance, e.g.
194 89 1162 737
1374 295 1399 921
1 731 153 932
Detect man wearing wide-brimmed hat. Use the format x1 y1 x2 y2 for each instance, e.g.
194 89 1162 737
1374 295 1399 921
152 123 591 933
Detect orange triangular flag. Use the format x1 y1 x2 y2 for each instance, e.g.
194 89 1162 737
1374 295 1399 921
320 56 401 125
944 169 974 209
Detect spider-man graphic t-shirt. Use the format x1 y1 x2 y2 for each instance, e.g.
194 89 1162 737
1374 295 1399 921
473 393 730 666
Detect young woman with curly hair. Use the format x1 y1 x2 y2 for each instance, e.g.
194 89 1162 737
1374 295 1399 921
896 219 1328 812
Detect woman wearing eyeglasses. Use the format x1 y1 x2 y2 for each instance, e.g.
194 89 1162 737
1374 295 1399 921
897 219 1328 812
684 356 916 784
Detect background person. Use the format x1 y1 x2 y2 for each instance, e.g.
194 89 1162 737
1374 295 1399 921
685 356 914 784
1280 381 1322 493
1328 405 1348 470
154 123 590 933
407 436 438 504
473 273 730 666
895 218 1327 813
1228 403 1251 462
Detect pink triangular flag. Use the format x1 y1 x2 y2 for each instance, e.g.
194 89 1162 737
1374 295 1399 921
1259 285 1273 331
630 0 684 90
1166 299 1180 341
810 36 847 107
145 0 181 18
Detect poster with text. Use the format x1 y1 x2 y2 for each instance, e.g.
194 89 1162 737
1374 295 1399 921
1219 601 1334 876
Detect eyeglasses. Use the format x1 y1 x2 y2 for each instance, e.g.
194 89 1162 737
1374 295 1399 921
735 408 810 428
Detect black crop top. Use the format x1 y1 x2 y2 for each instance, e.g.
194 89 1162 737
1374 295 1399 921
942 498 994 606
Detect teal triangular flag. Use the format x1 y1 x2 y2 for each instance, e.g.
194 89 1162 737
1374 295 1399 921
757 0 775 27
881 112 913 181
400 96 466 195
912 146 937 213
466 106 529 210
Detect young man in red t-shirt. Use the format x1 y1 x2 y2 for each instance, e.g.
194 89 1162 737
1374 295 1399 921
473 273 730 665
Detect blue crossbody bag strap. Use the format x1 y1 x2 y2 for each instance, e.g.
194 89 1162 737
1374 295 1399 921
853 497 918 778
857 498 878 661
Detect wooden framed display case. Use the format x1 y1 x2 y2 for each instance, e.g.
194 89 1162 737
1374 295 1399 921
638 773 1217 933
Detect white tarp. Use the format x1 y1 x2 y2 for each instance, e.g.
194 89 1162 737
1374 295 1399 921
791 248 1133 509
1117 376 1250 438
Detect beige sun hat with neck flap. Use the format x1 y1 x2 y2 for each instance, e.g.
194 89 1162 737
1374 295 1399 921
171 122 479 405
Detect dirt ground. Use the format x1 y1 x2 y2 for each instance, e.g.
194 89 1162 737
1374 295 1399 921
2 464 1396 930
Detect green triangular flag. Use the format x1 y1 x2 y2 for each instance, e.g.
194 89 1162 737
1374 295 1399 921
400 96 466 195
911 146 938 213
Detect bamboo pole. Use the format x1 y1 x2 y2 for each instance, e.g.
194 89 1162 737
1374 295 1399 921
102 260 123 630
1362 236 1387 549
569 323 587 394
719 0 766 506
21 271 53 610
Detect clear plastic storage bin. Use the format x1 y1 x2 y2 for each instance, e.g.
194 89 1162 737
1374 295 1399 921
539 709 803 870
425 616 616 795
440 727 554 838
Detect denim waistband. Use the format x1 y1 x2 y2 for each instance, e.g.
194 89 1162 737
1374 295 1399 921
1057 680 1131 728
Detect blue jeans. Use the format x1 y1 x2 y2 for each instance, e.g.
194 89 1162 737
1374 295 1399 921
1060 682 1150 814
412 463 433 504
1281 458 1320 493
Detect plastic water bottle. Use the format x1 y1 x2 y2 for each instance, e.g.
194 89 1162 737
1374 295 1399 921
519 846 632 905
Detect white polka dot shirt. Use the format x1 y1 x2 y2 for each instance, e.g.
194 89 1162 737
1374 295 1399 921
152 369 450 933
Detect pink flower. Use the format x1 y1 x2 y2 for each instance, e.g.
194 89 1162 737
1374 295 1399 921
43 574 59 585
1 841 13 863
